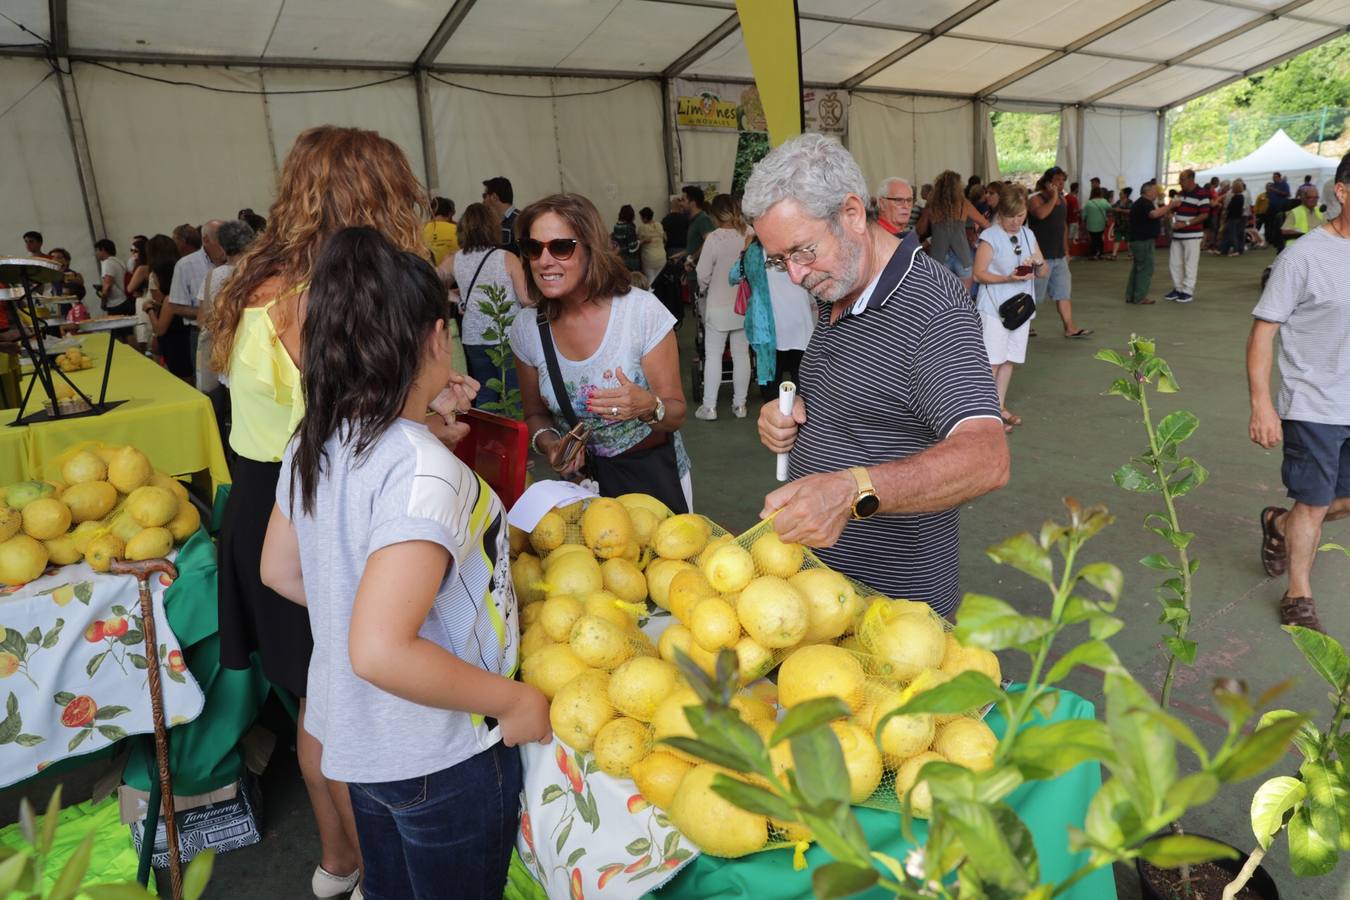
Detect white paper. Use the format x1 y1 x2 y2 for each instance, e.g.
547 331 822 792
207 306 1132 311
507 480 598 532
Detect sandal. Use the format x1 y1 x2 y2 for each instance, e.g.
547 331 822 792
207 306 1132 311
1063 328 1094 338
1260 506 1288 577
1001 410 1022 427
1279 594 1324 632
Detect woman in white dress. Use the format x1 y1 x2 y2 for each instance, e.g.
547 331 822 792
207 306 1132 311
694 194 752 419
973 183 1047 432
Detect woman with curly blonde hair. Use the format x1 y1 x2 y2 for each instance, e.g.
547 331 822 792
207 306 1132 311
208 125 439 900
916 169 988 292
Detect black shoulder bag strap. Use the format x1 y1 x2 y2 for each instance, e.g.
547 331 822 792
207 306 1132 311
536 310 579 428
460 248 496 312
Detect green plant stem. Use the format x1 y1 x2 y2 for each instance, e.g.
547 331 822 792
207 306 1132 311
1138 387 1193 711
1220 846 1266 900
1320 691 1348 757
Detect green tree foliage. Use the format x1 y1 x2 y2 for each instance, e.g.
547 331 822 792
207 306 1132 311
1168 33 1350 169
992 111 1060 179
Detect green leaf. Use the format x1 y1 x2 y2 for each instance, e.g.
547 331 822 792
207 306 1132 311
1289 805 1338 876
1009 720 1118 780
709 775 796 821
1282 625 1350 691
942 799 1036 892
1076 562 1123 601
1113 463 1158 493
1169 460 1208 497
1139 553 1177 571
97 725 127 742
24 626 40 645
1155 409 1199 448
1258 709 1320 759
769 696 851 746
1160 772 1221 822
659 737 751 772
168 667 186 684
42 619 64 649
625 837 651 856
1163 637 1197 664
1135 834 1237 868
681 704 766 777
86 650 105 677
48 832 95 900
74 582 92 604
810 862 878 900
131 653 149 669
0 694 21 745
120 630 144 646
1215 714 1310 783
953 594 1054 652
14 734 42 746
40 785 63 854
1045 640 1125 685
985 532 1054 585
1106 377 1142 402
1103 674 1175 819
182 849 215 900
68 728 91 752
0 851 32 897
1094 348 1130 368
1250 775 1307 851
94 704 130 721
540 785 564 804
555 818 572 854
111 605 127 617
789 721 851 810
885 671 1003 717
1133 708 1210 766
53 691 75 706
566 847 586 867
1300 761 1348 851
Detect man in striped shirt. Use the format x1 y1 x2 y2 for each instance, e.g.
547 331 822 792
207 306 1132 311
743 134 1009 619
1165 169 1211 303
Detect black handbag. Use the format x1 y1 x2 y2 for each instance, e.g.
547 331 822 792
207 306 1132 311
998 292 1035 330
535 313 689 513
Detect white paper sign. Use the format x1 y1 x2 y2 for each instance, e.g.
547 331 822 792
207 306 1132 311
507 481 599 532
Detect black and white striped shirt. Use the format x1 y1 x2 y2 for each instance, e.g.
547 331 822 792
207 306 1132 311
788 231 1001 618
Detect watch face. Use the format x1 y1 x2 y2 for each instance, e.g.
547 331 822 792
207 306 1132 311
855 493 881 518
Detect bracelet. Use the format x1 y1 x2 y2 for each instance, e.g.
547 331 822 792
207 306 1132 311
531 426 561 453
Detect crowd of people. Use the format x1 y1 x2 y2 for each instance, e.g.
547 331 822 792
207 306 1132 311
10 121 1349 899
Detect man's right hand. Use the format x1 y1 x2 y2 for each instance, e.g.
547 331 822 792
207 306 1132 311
1249 402 1282 449
758 395 807 453
500 683 552 747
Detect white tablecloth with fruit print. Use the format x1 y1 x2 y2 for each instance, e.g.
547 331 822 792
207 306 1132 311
0 556 204 788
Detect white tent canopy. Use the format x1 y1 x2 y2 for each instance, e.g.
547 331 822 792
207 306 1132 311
1196 128 1342 184
2 1 1348 281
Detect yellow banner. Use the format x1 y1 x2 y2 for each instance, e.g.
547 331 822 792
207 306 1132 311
675 93 740 130
736 0 802 147
673 81 846 135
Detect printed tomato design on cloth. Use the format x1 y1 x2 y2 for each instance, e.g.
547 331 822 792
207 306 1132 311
556 743 584 794
624 854 651 873
83 621 105 643
626 794 650 814
521 811 534 852
0 652 19 678
159 574 174 588
597 864 624 889
103 618 129 638
167 650 187 673
60 695 97 728
569 867 583 900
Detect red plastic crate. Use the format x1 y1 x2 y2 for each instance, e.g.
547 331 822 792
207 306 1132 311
452 409 529 509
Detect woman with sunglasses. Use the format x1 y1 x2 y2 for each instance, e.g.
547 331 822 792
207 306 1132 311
510 193 692 513
972 183 1047 433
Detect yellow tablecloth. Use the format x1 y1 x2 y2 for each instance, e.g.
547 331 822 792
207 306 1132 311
0 336 231 490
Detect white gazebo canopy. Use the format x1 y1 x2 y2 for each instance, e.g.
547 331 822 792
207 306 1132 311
1197 128 1342 183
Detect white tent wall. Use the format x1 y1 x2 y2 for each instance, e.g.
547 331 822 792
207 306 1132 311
676 130 738 194
0 58 96 284
847 93 975 194
260 70 425 189
1081 108 1161 193
428 75 667 223
71 63 276 247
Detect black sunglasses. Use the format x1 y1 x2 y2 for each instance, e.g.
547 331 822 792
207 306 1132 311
521 238 579 261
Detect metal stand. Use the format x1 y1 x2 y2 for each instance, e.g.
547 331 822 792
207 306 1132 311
0 257 123 425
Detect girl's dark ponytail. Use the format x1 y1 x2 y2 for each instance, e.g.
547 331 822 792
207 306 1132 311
290 226 449 515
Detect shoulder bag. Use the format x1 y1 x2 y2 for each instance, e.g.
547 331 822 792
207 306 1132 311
997 227 1035 330
535 312 688 513
458 249 496 316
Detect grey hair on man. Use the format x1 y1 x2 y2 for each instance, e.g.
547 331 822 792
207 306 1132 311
876 176 910 197
742 133 870 222
217 219 256 258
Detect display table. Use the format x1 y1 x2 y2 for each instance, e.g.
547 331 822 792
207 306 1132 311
0 549 205 790
0 336 231 492
505 688 1115 900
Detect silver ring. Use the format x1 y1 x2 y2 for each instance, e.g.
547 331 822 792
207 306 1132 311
611 406 618 416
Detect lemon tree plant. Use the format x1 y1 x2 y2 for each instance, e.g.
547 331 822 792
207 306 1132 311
475 283 524 420
0 785 214 899
667 499 1309 898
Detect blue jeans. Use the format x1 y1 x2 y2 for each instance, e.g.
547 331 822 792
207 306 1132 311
349 742 523 900
464 343 519 409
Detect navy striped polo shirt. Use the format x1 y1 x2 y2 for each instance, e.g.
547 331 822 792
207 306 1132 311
787 231 1002 618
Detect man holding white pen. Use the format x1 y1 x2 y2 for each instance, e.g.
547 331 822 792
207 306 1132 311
743 134 1009 620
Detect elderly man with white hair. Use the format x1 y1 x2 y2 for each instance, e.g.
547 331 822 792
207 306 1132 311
749 134 1009 619
875 176 914 236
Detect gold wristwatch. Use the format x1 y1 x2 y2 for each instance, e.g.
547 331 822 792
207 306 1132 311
848 466 880 519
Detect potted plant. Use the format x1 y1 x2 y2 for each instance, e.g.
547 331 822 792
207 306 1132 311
475 283 524 421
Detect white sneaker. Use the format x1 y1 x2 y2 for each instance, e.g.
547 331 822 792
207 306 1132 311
732 404 747 419
694 406 717 421
312 866 359 898
351 886 363 900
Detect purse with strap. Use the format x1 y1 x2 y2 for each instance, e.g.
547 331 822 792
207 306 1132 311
535 312 688 513
458 249 496 318
997 227 1035 330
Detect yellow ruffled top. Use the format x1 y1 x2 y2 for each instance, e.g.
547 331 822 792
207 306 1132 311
228 288 304 463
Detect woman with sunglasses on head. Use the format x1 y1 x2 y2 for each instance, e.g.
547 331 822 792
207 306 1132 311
510 194 692 513
972 183 1046 433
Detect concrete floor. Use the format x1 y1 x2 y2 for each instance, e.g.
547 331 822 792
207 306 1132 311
5 245 1348 898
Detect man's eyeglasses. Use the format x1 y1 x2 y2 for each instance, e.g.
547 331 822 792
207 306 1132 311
881 196 914 206
764 242 820 272
520 238 579 261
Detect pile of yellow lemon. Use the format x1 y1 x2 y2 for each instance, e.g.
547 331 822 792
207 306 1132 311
0 445 201 585
511 495 1003 859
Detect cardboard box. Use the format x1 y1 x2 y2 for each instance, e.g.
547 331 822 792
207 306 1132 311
127 775 261 868
118 781 239 826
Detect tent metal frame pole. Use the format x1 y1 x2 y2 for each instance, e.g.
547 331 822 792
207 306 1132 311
54 57 106 247
416 69 439 192
660 78 678 195
1155 110 1168 183
1075 103 1087 193
417 0 477 69
841 0 1001 89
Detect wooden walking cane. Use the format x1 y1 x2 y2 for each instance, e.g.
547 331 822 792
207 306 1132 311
111 557 183 900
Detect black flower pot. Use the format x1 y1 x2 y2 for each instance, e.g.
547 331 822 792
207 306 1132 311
1135 835 1279 900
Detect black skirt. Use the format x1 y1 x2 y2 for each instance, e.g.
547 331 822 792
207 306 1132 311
218 456 313 697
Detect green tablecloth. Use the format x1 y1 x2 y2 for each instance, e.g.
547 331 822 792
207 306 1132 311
505 687 1115 900
0 795 155 898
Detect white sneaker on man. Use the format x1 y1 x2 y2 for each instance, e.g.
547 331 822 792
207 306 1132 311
732 404 747 419
694 406 717 421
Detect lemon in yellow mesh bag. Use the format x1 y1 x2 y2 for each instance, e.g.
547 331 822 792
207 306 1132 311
871 688 936 765
749 531 805 579
530 510 567 554
569 614 633 670
701 542 755 594
895 751 945 817
580 497 633 560
581 590 638 631
858 597 946 680
593 717 652 778
732 635 775 684
646 558 694 609
670 765 769 858
542 543 590 572
520 620 553 657
542 552 603 597
549 671 614 752
608 656 680 721
940 633 1003 683
511 553 545 605
658 623 695 664
932 718 998 772
650 685 701 756
600 557 648 605
521 644 596 699
737 575 809 648
652 513 710 560
690 597 740 652
631 750 692 809
789 568 859 643
777 644 865 710
540 595 584 643
667 568 713 621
